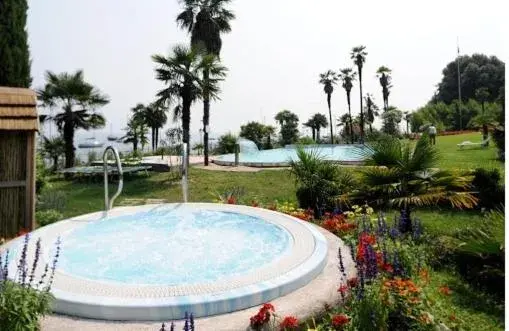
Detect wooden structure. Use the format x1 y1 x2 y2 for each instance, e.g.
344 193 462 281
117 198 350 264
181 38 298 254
0 87 38 239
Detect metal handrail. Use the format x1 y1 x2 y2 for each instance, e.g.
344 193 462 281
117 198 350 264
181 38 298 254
103 146 123 211
182 142 188 202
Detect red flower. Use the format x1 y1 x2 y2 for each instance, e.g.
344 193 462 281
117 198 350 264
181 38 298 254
381 263 394 273
347 277 359 288
17 228 29 237
331 314 350 327
279 316 299 330
338 284 348 294
227 196 236 204
250 303 275 328
359 233 376 245
322 218 338 231
439 286 452 296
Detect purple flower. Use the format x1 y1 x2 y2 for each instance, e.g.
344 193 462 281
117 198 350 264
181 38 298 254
349 242 356 263
190 313 194 331
170 321 175 331
45 237 61 291
18 234 30 285
338 247 347 279
29 238 42 286
183 312 189 331
160 322 166 331
412 218 422 240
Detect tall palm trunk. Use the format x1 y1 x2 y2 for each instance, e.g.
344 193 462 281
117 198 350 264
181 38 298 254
369 123 373 134
316 128 320 141
203 69 211 166
358 69 364 142
63 117 75 168
347 93 354 144
311 128 316 141
52 156 58 172
182 94 192 170
327 93 333 144
481 101 489 144
155 128 159 150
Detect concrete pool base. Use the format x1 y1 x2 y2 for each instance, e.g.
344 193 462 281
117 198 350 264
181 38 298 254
41 226 354 331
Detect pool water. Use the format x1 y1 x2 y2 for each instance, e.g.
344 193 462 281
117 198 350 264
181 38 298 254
58 207 292 285
215 144 367 166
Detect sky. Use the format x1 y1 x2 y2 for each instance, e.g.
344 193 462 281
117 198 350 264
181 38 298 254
27 0 506 142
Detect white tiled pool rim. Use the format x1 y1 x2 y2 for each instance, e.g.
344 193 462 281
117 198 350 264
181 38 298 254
1 203 328 321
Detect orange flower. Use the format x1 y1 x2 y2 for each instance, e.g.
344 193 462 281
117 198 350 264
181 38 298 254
331 314 350 327
439 286 452 296
419 268 430 283
279 316 299 330
338 284 348 294
227 196 236 204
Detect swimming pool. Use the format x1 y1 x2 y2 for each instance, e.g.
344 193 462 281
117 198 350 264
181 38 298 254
213 144 368 167
1 203 327 321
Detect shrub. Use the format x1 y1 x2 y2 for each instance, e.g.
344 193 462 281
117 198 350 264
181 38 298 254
289 148 355 217
36 210 64 227
215 133 237 154
36 190 67 213
0 235 61 331
492 127 504 161
471 168 504 209
296 136 315 145
35 153 48 194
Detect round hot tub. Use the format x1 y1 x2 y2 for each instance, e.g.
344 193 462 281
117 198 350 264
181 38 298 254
1 203 327 321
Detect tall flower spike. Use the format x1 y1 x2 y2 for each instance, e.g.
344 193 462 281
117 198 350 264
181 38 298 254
183 312 189 331
29 238 42 286
46 236 61 291
170 321 175 331
18 233 30 285
190 313 194 331
160 322 166 331
338 247 346 278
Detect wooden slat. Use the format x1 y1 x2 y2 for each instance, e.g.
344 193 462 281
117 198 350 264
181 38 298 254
0 180 26 188
0 87 36 106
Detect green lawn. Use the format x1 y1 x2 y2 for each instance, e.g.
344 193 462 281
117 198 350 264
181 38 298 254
430 132 502 172
38 132 504 330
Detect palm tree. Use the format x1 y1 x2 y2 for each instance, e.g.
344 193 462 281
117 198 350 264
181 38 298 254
364 94 379 134
376 66 392 112
351 46 367 141
275 110 300 145
41 136 65 171
303 119 316 141
176 0 235 166
338 68 357 144
122 113 148 154
144 102 168 151
152 45 226 168
319 70 338 144
263 125 276 149
474 87 492 143
344 135 477 233
305 113 328 142
37 70 109 168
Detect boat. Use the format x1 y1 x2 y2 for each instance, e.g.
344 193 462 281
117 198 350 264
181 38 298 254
78 138 104 148
107 124 119 141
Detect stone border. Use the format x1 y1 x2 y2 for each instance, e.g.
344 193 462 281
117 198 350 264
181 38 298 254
2 203 328 321
40 226 354 331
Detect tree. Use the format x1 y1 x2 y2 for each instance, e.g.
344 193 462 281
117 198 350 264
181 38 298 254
263 125 276 149
364 94 380 133
152 45 226 168
403 111 411 134
216 133 237 154
376 66 392 112
381 106 403 135
0 0 31 87
122 113 148 154
275 110 299 146
239 121 266 149
338 68 357 144
41 136 65 171
304 113 328 142
344 135 477 233
351 46 367 141
176 0 235 166
319 70 338 144
143 102 168 151
474 87 491 142
434 54 505 104
37 70 109 168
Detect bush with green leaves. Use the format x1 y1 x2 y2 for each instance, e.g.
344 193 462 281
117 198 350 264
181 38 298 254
36 190 67 213
1 235 61 331
35 153 48 194
36 210 64 227
471 168 504 209
215 133 237 154
289 148 355 217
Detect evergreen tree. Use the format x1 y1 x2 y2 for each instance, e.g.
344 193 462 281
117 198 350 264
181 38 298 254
0 0 31 87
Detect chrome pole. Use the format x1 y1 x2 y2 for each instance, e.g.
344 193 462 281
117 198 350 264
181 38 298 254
103 146 123 211
182 142 188 203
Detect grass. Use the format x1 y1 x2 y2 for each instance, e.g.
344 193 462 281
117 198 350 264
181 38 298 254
431 132 503 172
37 132 504 330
